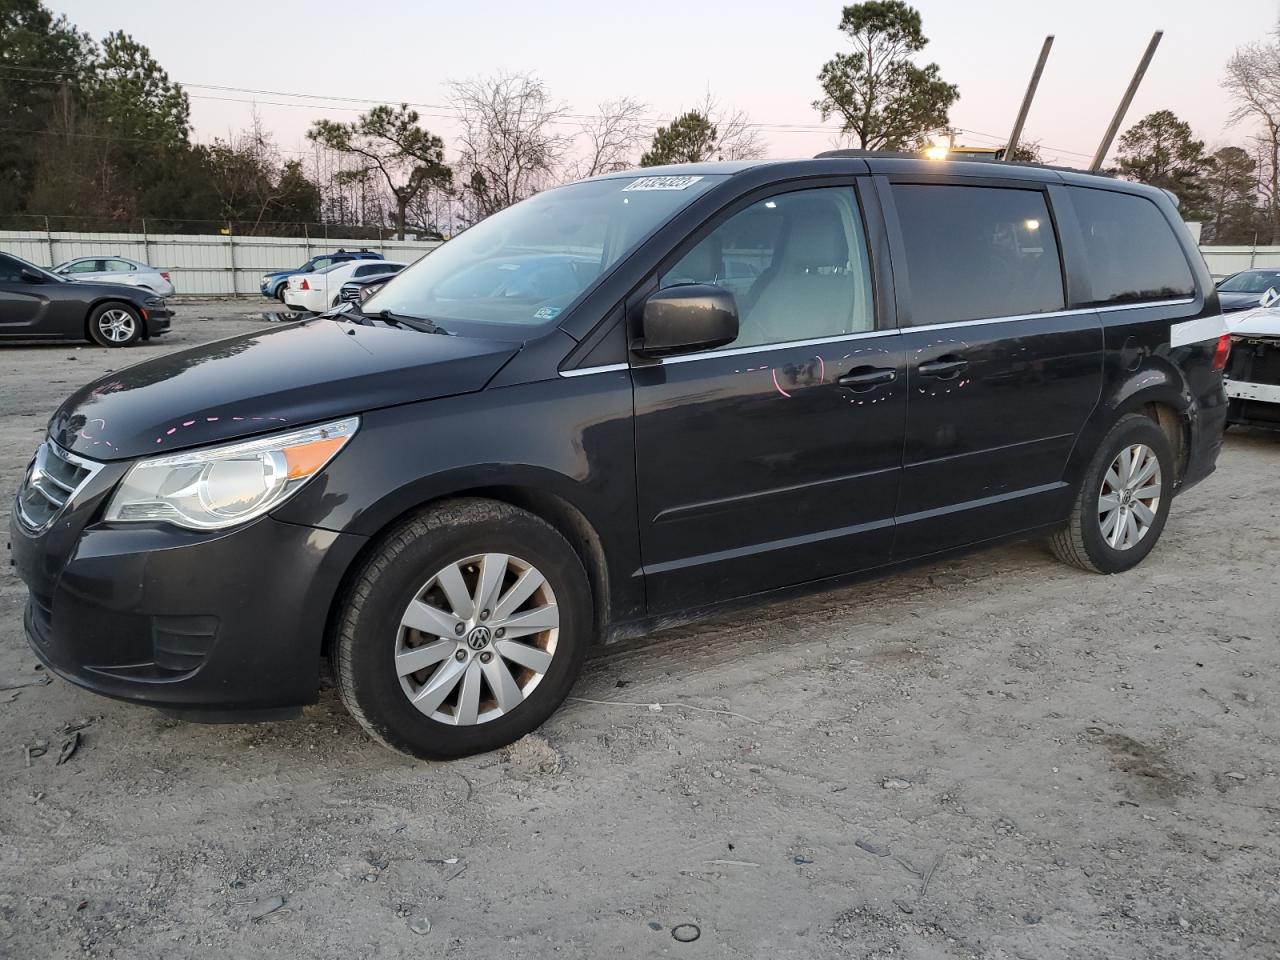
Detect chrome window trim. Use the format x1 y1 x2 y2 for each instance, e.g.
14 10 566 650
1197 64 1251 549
654 328 887 365
14 441 104 534
558 297 1199 373
559 363 629 378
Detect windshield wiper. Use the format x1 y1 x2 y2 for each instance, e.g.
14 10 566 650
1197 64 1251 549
370 309 450 335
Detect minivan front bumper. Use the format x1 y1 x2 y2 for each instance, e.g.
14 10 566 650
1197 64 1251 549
9 503 366 721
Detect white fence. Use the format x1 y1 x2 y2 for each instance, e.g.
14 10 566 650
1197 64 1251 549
0 227 1273 295
1199 246 1280 280
0 230 442 296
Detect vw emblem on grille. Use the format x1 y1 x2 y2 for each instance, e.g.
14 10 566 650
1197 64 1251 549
466 626 492 650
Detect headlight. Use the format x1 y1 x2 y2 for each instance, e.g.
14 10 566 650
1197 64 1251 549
104 416 358 530
261 274 272 285
145 297 165 308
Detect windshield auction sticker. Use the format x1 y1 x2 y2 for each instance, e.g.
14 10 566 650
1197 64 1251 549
622 175 705 191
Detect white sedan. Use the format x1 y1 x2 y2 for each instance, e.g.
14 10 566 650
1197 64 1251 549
284 259 406 313
1225 296 1280 429
54 256 175 297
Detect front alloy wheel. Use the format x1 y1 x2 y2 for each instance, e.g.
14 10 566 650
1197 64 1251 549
396 553 559 726
334 499 591 760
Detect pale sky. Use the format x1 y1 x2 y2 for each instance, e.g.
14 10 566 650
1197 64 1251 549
49 0 1280 167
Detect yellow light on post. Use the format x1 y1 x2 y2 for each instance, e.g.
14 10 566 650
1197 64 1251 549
924 145 949 161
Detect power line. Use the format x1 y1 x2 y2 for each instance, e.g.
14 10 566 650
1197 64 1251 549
0 63 1098 157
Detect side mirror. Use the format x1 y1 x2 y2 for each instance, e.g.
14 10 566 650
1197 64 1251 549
635 284 739 358
20 268 46 283
1261 287 1280 308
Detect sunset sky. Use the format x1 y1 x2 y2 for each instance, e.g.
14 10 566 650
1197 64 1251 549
49 0 1280 167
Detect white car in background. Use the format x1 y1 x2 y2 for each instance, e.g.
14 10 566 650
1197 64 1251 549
284 259 407 313
1225 291 1280 429
53 256 175 297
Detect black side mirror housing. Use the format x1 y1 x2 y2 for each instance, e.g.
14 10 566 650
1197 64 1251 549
20 268 46 283
635 284 739 358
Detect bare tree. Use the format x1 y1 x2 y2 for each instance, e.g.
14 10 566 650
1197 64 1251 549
699 94 766 161
639 93 766 166
1224 37 1280 243
449 72 572 220
573 97 649 178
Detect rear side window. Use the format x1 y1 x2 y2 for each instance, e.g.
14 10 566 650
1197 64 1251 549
1068 187 1194 305
891 184 1064 326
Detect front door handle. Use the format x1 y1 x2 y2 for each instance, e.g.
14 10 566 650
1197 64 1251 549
837 365 897 391
917 355 968 380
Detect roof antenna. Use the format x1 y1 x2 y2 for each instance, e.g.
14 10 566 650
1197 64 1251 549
1089 31 1163 172
1004 35 1054 161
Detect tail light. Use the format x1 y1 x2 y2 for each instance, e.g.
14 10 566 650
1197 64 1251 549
300 279 310 290
1212 333 1232 371
160 271 171 281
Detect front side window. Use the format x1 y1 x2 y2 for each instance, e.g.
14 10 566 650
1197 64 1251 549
660 186 874 349
365 174 724 332
892 184 1064 326
1069 187 1194 305
63 259 103 274
0 254 25 283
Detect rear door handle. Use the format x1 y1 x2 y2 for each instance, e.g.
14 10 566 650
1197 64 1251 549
837 366 897 391
917 356 968 380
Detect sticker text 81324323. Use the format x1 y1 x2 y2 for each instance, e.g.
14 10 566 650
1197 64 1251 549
622 175 705 192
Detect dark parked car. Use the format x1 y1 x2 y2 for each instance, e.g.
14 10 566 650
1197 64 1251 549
0 252 171 347
259 248 383 300
1215 268 1280 312
11 157 1229 759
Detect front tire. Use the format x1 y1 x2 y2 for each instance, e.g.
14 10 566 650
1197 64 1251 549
334 499 592 760
87 302 143 347
1050 413 1174 574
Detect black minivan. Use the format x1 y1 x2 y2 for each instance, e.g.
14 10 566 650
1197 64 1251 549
10 156 1229 759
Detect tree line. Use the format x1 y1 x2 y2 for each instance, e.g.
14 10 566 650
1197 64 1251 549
2 0 1279 243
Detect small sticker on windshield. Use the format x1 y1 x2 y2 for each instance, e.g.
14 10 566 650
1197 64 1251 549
623 175 705 192
534 306 562 320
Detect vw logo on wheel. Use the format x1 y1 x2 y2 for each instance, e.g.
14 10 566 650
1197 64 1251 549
466 626 492 651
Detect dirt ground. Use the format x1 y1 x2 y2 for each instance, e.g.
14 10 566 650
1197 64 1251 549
0 300 1277 960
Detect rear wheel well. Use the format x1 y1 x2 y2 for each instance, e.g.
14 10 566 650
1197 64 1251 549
1140 402 1188 484
323 488 610 661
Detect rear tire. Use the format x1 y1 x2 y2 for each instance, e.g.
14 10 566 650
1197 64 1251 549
87 302 143 347
1050 414 1174 574
334 499 592 760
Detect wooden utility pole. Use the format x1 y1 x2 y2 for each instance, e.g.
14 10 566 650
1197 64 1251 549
1005 36 1054 161
1090 31 1163 172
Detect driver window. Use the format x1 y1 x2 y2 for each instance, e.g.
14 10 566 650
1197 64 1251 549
660 186 874 349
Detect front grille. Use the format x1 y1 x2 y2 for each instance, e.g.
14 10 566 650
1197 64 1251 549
338 284 362 304
14 441 101 532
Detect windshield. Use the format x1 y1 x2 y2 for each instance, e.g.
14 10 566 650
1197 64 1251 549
1219 270 1280 293
363 174 724 332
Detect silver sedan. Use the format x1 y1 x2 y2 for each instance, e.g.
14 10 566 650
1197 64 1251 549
53 256 175 297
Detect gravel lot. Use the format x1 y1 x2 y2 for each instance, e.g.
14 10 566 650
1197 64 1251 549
1 300 1278 959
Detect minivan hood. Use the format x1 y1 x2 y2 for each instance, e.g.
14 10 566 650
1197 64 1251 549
50 318 519 461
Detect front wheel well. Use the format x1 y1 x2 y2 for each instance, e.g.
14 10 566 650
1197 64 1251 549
322 487 611 661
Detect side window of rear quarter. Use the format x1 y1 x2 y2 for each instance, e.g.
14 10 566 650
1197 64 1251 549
1067 187 1195 306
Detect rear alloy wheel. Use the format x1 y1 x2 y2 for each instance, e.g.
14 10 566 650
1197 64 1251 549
1050 413 1174 573
334 499 591 759
88 303 142 347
